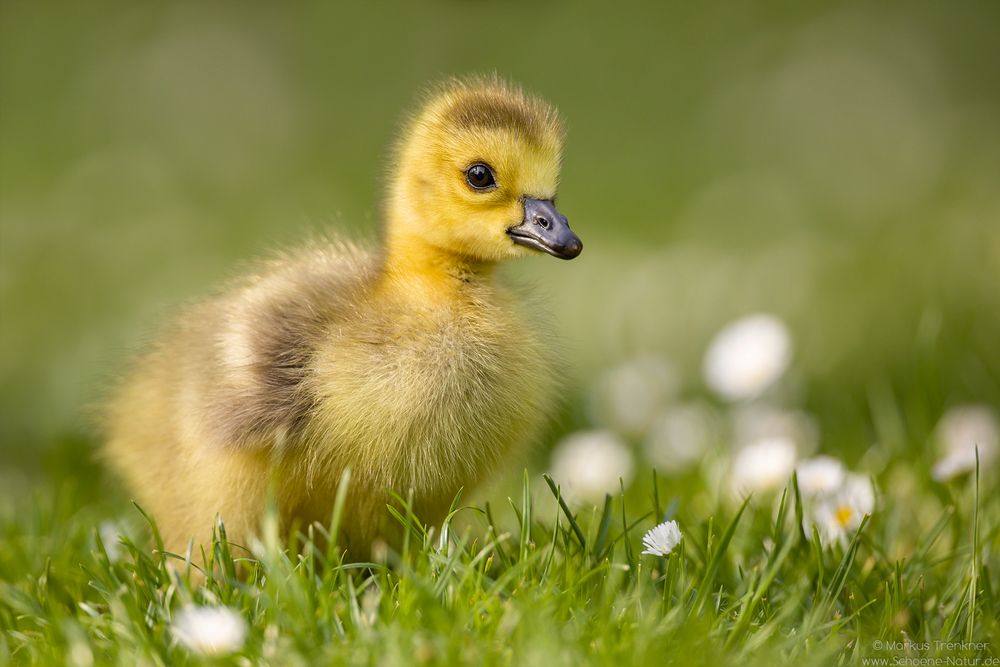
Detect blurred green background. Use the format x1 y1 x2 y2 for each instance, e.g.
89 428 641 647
2 0 999 481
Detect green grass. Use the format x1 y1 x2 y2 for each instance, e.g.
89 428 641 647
1 450 996 666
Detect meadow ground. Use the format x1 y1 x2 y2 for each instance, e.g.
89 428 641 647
0 415 997 666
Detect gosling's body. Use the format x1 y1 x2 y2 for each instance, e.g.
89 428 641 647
103 78 580 556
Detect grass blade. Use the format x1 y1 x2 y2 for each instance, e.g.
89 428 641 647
694 495 751 615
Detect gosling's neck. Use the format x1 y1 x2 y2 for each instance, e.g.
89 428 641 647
377 222 496 307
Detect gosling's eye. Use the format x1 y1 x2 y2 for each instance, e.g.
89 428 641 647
465 163 497 190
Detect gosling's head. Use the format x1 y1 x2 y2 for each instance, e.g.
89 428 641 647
387 77 582 263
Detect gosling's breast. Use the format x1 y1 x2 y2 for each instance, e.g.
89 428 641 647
306 295 552 492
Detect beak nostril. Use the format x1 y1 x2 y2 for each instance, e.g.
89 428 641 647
535 216 551 230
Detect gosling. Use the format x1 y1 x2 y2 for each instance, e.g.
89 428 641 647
102 78 582 558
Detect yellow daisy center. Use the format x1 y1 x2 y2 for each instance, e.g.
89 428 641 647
834 505 854 527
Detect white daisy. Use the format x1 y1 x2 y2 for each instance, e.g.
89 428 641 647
931 405 998 482
703 314 792 401
98 520 124 563
932 451 978 483
643 402 719 474
590 356 678 435
732 405 818 454
360 587 381 628
795 456 846 496
641 520 682 556
806 473 875 546
729 436 797 496
549 430 635 505
172 605 247 656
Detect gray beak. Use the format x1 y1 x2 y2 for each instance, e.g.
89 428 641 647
507 198 582 260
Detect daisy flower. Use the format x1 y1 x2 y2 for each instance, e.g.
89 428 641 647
931 405 998 482
590 356 678 435
172 605 248 656
643 402 719 474
98 520 125 563
795 456 846 496
703 314 792 401
729 436 797 496
806 473 875 546
732 405 818 454
641 520 682 556
549 430 635 505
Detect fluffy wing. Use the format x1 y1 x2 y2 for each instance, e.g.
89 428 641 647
185 240 376 450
